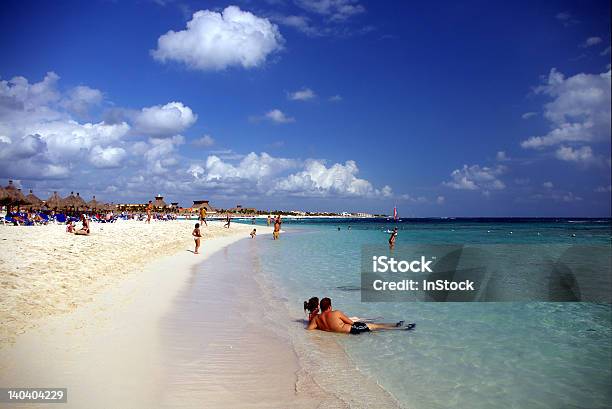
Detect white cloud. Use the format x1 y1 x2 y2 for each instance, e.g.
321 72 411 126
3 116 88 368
202 152 297 183
581 36 602 48
192 134 215 147
134 101 196 138
90 145 127 168
436 196 445 204
595 185 611 192
274 159 391 197
521 69 611 151
444 164 506 191
296 0 365 21
329 94 343 102
272 14 321 37
521 112 537 119
152 6 284 71
264 109 295 123
542 181 554 188
288 87 316 101
555 145 594 163
601 46 611 56
496 151 509 161
0 72 396 205
62 85 103 116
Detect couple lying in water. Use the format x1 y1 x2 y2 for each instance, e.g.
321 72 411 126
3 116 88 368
304 297 415 334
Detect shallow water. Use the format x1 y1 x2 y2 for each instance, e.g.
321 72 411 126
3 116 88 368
244 218 612 409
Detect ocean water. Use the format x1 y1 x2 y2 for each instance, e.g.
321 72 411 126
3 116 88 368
239 218 612 409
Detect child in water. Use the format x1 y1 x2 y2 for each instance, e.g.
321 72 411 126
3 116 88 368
192 223 202 254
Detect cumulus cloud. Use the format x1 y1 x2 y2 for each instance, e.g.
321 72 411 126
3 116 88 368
542 181 554 188
595 185 611 193
555 145 594 163
200 152 297 183
444 164 506 191
192 134 215 147
288 87 316 101
274 159 392 197
521 112 537 119
152 6 284 71
329 94 343 102
295 0 365 21
264 109 295 123
0 72 396 205
90 145 127 168
520 69 611 163
61 85 103 116
134 101 196 138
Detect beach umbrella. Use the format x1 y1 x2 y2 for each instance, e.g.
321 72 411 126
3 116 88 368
0 186 9 206
152 194 167 209
74 192 87 210
87 195 103 211
25 189 43 209
46 191 64 210
4 180 27 207
61 191 78 210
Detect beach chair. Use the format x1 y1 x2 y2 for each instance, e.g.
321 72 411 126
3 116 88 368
55 214 67 224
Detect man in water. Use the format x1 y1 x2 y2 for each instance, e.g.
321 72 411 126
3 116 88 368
273 215 281 240
307 297 412 334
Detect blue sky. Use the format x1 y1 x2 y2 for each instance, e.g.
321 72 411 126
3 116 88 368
0 0 610 216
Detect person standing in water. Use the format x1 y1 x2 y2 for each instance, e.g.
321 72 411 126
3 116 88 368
389 227 398 249
192 223 202 254
273 215 282 240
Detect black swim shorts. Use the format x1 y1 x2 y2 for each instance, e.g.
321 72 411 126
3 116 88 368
350 322 371 335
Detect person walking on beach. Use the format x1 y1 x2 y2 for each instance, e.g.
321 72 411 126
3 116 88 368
389 227 398 249
146 201 152 224
267 215 271 226
250 228 257 238
224 213 231 228
192 223 202 254
199 207 207 227
273 215 282 240
306 297 412 334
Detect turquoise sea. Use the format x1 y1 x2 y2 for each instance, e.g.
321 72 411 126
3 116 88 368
236 218 612 409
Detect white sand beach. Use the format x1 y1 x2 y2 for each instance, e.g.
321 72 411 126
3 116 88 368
0 220 313 408
0 219 260 346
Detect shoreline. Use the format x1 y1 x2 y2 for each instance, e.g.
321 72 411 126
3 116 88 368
0 219 262 346
0 223 273 408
